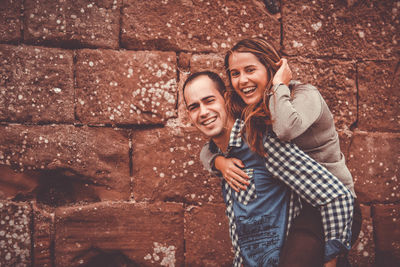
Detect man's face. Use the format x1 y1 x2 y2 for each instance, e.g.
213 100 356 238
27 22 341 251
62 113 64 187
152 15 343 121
184 75 229 138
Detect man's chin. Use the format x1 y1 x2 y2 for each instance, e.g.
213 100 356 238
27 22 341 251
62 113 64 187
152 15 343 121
197 126 218 138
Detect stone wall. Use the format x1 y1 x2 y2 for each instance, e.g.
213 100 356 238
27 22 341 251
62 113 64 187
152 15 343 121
0 0 398 266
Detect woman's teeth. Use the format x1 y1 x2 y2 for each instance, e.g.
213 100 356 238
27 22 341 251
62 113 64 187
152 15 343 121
242 87 256 95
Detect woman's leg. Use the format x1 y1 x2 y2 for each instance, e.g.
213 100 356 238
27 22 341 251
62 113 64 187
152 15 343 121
336 197 363 267
279 201 324 267
351 198 362 247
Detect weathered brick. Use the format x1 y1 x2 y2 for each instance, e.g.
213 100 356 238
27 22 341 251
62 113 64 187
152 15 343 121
55 202 184 267
372 203 400 267
0 165 39 200
290 57 357 130
187 53 227 80
185 203 233 266
347 132 400 203
348 204 375 267
358 60 400 131
282 0 398 59
0 201 31 266
132 125 224 204
121 0 280 52
0 124 131 203
0 0 21 42
0 44 74 123
75 49 178 125
32 204 54 267
24 0 121 49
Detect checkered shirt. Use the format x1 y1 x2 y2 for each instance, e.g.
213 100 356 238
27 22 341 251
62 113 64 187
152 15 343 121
221 119 354 265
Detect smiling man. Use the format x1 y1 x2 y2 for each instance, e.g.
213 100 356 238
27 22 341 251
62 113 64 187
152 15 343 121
182 71 354 267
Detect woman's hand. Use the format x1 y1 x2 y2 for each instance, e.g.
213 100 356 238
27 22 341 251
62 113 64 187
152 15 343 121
214 156 250 192
324 257 337 267
273 58 292 86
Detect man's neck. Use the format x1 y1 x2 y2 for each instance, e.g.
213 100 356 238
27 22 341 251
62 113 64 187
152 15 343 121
211 117 235 154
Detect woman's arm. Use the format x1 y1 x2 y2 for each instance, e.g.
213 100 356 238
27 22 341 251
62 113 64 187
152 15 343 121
200 142 249 192
269 61 323 141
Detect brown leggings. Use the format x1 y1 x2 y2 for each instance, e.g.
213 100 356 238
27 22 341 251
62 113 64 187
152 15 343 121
278 199 362 267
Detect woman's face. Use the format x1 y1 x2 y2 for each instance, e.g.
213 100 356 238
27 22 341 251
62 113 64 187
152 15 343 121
228 52 269 105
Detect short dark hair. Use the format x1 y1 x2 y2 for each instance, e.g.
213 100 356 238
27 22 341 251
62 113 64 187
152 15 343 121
182 71 226 104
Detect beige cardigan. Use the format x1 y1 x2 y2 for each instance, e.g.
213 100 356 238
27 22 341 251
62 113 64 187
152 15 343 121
269 81 356 197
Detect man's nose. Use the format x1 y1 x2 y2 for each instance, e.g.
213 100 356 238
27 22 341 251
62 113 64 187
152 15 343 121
199 104 209 117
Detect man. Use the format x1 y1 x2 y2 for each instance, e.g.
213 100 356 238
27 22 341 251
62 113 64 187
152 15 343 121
182 71 354 267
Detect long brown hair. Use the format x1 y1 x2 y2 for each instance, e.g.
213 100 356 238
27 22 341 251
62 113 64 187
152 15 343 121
224 37 281 155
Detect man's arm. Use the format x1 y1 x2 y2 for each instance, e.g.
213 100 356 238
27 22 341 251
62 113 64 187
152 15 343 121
263 134 354 262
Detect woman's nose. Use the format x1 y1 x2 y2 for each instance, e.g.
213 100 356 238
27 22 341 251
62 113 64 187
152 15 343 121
239 73 248 84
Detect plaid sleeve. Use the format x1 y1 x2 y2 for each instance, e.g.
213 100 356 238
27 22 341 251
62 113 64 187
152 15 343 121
200 142 222 176
263 134 354 259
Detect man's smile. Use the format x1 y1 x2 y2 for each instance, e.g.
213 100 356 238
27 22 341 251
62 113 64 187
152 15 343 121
201 115 217 126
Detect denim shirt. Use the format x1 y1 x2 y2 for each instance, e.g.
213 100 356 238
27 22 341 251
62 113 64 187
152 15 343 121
219 138 291 266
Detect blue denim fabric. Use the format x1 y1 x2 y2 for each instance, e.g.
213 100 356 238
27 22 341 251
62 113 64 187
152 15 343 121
221 138 291 266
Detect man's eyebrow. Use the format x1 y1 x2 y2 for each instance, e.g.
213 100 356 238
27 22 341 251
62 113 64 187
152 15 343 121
201 95 215 101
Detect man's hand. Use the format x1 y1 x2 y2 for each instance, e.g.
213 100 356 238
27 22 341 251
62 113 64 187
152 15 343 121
214 156 250 192
272 58 292 86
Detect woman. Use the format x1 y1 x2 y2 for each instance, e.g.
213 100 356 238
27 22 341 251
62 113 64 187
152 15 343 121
200 37 361 267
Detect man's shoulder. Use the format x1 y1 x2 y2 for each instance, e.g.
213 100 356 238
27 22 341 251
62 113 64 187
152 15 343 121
208 140 220 154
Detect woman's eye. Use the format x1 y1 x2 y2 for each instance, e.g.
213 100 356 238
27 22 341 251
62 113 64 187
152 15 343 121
246 68 255 73
230 71 239 77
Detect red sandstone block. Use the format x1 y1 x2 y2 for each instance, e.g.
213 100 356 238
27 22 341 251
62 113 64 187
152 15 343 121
0 165 39 200
121 0 280 52
32 204 53 267
0 124 131 202
0 0 21 42
23 0 121 49
347 132 400 203
0 201 31 266
75 49 177 125
348 204 375 267
132 126 224 204
54 202 184 267
358 60 400 131
372 203 400 267
0 44 74 123
290 57 357 130
282 0 398 60
184 203 233 266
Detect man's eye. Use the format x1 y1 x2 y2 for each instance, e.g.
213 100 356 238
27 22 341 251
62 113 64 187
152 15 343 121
205 98 215 103
188 105 198 111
